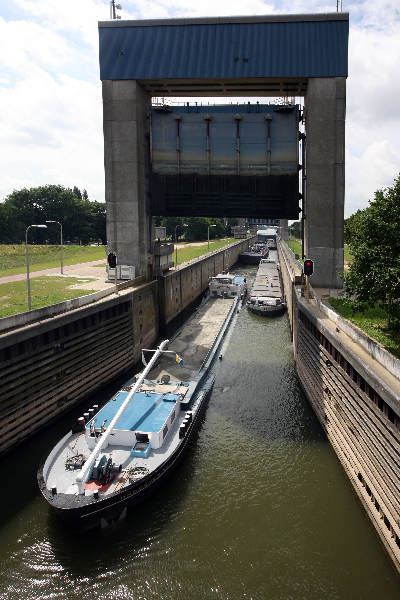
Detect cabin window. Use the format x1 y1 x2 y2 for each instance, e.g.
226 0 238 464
163 424 168 439
171 410 175 423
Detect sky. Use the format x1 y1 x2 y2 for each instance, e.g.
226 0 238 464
1 0 399 218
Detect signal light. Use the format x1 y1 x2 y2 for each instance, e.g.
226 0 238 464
303 259 314 276
107 253 117 269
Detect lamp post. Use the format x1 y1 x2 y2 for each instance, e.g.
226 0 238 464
46 220 63 275
25 224 47 311
208 224 216 251
175 223 188 267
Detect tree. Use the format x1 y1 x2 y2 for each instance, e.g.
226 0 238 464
289 221 301 238
159 216 228 241
344 210 364 246
0 185 106 244
343 174 400 328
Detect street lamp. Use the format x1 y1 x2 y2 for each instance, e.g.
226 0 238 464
46 220 63 275
208 224 216 251
175 223 188 267
25 224 47 311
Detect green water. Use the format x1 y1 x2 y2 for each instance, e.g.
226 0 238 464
0 264 399 599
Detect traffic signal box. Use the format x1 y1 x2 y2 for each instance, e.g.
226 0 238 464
303 259 314 276
107 253 117 269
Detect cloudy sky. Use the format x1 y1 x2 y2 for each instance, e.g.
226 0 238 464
1 0 399 217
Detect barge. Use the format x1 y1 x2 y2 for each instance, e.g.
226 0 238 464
247 258 286 316
239 243 269 265
209 273 247 298
37 297 238 530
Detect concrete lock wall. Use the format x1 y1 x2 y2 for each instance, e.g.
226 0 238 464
277 238 302 336
0 282 158 457
278 240 400 573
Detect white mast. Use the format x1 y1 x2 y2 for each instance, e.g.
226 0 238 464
76 339 169 494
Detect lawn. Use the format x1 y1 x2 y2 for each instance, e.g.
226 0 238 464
0 245 106 277
328 298 400 359
174 238 236 265
286 238 302 260
344 244 353 266
0 276 97 318
0 238 238 317
285 239 354 269
0 241 238 275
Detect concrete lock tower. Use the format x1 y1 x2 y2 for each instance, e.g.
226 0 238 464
99 13 348 288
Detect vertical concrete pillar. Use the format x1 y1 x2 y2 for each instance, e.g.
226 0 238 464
103 80 152 279
305 77 346 288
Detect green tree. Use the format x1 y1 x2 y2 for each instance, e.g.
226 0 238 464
344 210 364 246
343 174 400 328
0 185 105 244
289 221 301 238
160 216 228 241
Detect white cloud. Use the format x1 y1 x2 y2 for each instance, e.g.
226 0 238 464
0 0 399 218
14 0 109 49
0 17 72 73
0 64 103 200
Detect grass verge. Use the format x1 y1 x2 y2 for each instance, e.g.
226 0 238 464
343 245 354 272
285 240 354 269
286 238 302 260
328 298 400 359
0 276 97 318
174 238 236 265
0 245 106 277
0 238 237 318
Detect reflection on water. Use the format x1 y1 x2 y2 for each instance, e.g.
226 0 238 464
0 264 399 599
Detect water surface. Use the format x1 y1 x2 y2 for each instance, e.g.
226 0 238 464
0 265 399 599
